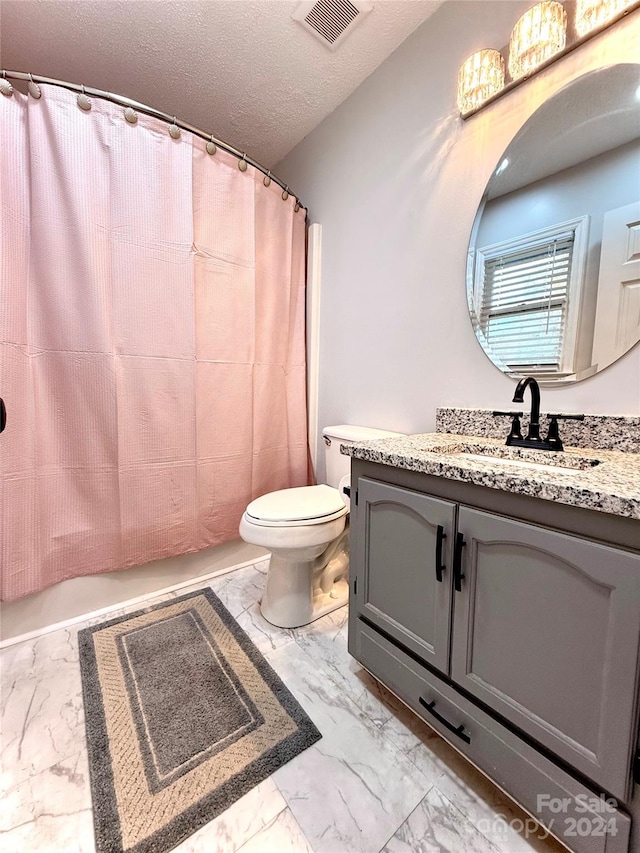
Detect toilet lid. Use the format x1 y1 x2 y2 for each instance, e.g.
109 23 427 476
246 484 348 526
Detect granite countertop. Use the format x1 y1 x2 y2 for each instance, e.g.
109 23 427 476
341 432 640 520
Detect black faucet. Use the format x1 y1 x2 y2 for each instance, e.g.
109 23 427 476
493 376 585 450
512 376 542 443
495 375 551 449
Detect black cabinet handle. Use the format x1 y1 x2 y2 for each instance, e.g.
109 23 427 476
0 398 5 433
453 531 465 592
435 525 446 583
419 696 471 744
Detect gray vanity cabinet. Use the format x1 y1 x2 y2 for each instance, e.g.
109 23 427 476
354 477 456 673
451 507 640 802
348 459 640 853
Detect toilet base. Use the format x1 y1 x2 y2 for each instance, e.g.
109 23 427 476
309 578 349 622
261 579 348 629
259 531 350 629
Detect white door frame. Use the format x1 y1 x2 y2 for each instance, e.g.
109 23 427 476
306 223 322 478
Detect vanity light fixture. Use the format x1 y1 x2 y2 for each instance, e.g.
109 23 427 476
456 49 505 115
457 0 640 118
509 1 567 80
575 0 634 35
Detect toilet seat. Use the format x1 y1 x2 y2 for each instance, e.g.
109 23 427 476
245 484 348 527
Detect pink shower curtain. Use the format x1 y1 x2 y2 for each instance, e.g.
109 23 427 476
0 85 309 601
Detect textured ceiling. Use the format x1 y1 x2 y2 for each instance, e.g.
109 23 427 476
0 0 444 168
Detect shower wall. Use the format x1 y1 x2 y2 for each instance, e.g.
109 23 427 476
0 539 267 644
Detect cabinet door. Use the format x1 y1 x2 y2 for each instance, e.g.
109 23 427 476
451 506 640 801
354 478 456 674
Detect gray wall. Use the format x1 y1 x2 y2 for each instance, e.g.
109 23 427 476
477 140 640 283
276 1 640 478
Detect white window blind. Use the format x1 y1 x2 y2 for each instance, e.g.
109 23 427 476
479 233 574 372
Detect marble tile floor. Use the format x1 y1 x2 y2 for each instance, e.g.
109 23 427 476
1 561 568 853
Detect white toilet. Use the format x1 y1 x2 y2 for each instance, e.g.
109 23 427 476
239 425 404 628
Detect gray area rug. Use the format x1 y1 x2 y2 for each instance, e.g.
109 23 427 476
79 587 321 853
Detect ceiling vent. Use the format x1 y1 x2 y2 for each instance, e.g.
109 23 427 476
293 0 373 51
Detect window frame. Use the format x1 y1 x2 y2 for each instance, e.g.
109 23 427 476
471 215 590 378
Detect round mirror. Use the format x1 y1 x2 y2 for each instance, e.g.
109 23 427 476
467 64 640 384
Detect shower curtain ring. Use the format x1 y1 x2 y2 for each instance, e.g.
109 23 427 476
77 84 92 111
206 135 217 155
28 73 42 99
238 154 248 172
169 117 181 139
0 71 14 97
263 170 271 187
281 186 289 201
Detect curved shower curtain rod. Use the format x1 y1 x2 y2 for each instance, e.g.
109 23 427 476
2 69 306 214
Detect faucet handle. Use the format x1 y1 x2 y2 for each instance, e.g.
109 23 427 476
545 416 563 451
546 413 585 421
492 410 523 443
543 413 584 452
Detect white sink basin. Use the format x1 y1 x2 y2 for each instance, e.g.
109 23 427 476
422 442 602 473
459 452 587 474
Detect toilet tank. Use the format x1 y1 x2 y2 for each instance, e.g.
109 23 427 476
322 425 405 488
